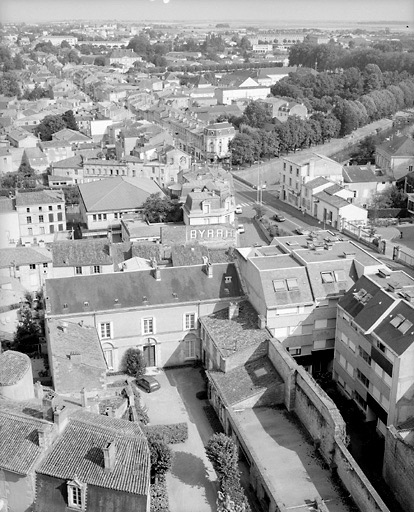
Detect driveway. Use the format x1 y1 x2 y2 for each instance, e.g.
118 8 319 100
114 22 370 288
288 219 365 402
143 367 217 512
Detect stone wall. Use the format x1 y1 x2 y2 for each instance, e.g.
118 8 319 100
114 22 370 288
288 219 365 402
268 339 390 512
383 426 414 512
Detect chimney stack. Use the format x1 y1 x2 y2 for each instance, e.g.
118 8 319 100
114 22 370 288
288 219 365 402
228 302 239 320
53 405 69 433
258 314 266 329
37 425 50 449
81 387 88 408
103 441 117 472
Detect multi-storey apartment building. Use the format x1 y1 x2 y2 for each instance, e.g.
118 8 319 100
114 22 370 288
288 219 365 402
234 233 387 374
334 269 414 435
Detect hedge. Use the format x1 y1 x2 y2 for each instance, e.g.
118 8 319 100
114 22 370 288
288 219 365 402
150 476 169 512
144 423 188 444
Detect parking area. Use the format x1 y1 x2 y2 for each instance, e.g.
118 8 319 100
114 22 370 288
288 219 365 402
142 367 218 512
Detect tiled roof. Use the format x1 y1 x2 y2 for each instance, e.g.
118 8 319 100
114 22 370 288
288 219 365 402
378 135 414 157
0 408 52 474
0 351 32 385
37 410 149 494
15 189 64 207
52 155 83 169
45 263 243 316
52 128 92 142
48 320 107 369
208 356 283 407
51 239 113 267
201 301 268 358
313 190 349 209
0 246 52 268
78 177 163 212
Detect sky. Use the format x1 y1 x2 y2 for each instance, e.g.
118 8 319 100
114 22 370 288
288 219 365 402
0 0 413 25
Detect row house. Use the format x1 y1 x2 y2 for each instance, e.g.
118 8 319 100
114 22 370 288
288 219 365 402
183 188 235 226
39 140 74 165
235 233 387 375
203 122 235 163
44 261 244 371
375 134 414 181
334 269 414 436
342 165 392 208
0 245 52 291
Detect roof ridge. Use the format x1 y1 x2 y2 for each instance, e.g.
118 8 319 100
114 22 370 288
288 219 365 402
0 406 50 425
71 415 144 437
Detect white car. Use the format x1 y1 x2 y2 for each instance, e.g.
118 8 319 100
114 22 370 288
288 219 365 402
238 224 245 234
235 205 243 214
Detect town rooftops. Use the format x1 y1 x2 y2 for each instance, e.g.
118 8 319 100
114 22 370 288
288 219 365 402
36 410 149 495
0 351 32 386
0 407 53 475
45 263 243 316
52 128 92 143
283 152 337 167
201 301 269 358
304 176 330 189
0 246 52 268
51 239 113 267
78 176 163 212
15 189 64 207
207 356 283 407
342 165 389 183
52 154 83 169
313 190 349 209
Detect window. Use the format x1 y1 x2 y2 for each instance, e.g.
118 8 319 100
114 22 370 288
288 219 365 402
203 203 210 214
184 313 196 330
39 206 42 211
30 264 36 270
143 317 154 335
100 322 112 339
57 205 62 210
359 346 371 365
273 280 286 291
354 391 367 411
27 216 32 224
103 343 114 370
348 340 356 352
75 266 82 275
390 314 404 328
49 213 54 222
321 271 334 283
399 318 413 334
26 207 30 213
286 278 298 290
185 337 196 359
57 212 63 221
92 265 101 274
93 214 97 221
39 215 44 223
315 319 328 329
58 224 63 231
334 270 346 282
43 263 48 268
48 205 53 211
376 341 386 353
28 228 33 235
357 369 369 388
68 481 84 510
288 347 301 356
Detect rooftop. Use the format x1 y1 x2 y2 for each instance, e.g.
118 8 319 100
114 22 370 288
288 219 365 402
36 410 150 495
15 189 64 207
201 301 268 358
0 351 32 386
45 263 243 316
0 246 52 268
51 239 113 267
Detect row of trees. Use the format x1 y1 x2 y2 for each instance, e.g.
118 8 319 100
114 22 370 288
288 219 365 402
288 41 414 75
142 193 183 223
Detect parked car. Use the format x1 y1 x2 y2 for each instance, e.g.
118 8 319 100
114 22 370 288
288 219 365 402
273 213 286 222
136 375 161 393
235 204 243 214
238 224 245 234
296 227 310 235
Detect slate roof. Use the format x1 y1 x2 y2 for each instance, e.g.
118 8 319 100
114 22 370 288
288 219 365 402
201 301 268 358
303 177 330 190
373 301 414 356
78 177 162 212
377 135 414 157
0 351 32 385
0 246 52 268
342 166 388 183
306 260 357 300
51 239 113 267
313 190 349 209
45 263 243 316
36 410 150 495
208 356 283 407
15 189 64 207
0 408 52 475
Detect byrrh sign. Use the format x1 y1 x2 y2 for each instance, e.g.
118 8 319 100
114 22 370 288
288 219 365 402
187 227 235 241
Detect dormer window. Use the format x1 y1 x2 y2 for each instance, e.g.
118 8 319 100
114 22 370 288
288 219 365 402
67 478 86 510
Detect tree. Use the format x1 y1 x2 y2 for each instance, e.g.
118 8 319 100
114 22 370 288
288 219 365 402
370 185 407 209
242 101 272 129
142 193 180 223
146 431 173 482
229 133 255 166
34 114 66 141
0 72 20 96
205 433 239 476
13 308 41 353
94 56 106 66
123 347 146 378
62 110 78 131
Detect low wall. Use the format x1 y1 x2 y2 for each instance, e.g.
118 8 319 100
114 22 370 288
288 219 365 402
252 217 272 243
383 426 414 512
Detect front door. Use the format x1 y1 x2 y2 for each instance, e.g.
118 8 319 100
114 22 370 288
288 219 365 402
143 344 156 366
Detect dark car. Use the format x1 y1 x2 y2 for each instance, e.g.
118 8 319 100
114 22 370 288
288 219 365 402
273 213 286 222
136 375 161 393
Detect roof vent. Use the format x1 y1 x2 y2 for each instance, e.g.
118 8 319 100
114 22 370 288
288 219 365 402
343 251 356 259
388 281 402 292
398 290 414 302
378 268 391 279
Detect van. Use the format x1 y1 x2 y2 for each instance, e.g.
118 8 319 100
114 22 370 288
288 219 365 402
136 375 161 393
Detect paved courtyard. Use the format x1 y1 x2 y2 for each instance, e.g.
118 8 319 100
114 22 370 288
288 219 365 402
143 367 217 512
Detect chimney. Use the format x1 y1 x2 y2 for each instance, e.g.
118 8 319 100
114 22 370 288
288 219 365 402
42 391 56 421
80 387 88 408
258 314 266 329
228 302 239 320
53 405 69 433
34 380 44 400
103 441 117 472
37 425 50 449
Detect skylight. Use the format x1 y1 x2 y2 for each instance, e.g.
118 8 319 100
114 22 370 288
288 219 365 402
286 278 299 290
273 280 286 291
399 319 413 334
334 270 346 282
321 271 335 283
390 314 404 328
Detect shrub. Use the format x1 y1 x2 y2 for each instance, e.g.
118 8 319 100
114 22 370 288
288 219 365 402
123 347 146 378
144 423 188 444
146 431 173 482
205 433 239 476
150 476 169 512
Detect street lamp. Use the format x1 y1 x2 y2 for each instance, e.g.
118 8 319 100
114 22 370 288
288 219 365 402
256 161 264 204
